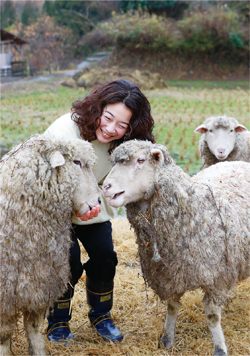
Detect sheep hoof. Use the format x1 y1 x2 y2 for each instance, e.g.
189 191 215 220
160 334 174 349
214 347 227 356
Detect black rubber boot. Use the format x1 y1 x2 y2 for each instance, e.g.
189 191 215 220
47 283 74 344
86 276 123 342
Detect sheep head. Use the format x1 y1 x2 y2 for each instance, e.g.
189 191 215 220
53 138 101 217
103 140 172 207
195 115 247 161
0 135 101 219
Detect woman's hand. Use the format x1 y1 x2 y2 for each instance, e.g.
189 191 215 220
75 205 101 222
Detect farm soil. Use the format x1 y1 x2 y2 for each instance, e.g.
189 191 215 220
106 50 249 82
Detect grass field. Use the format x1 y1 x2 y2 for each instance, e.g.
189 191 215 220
1 78 249 175
1 78 250 355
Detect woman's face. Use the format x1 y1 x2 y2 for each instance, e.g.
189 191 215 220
95 102 132 143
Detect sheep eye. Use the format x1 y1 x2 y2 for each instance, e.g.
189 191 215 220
137 158 145 164
209 129 213 133
73 160 82 167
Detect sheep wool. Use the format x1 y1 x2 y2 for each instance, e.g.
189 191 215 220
103 140 250 356
0 134 99 356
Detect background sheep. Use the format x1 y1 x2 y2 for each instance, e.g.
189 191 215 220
102 140 250 356
0 134 100 356
194 115 250 168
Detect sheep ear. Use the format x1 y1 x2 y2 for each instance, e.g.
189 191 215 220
235 124 247 132
151 149 164 166
49 151 65 168
194 125 207 134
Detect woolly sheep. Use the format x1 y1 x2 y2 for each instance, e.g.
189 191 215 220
0 134 101 356
195 115 250 168
102 140 250 356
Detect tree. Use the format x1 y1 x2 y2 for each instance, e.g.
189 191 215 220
21 1 40 26
23 15 73 72
117 0 188 19
1 0 17 28
43 1 116 37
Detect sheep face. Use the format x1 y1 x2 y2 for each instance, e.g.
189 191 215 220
71 158 101 216
195 115 247 160
49 144 101 216
103 147 165 207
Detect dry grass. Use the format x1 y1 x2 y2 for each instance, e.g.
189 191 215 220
9 218 250 356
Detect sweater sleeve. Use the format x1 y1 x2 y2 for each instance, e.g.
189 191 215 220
44 113 81 140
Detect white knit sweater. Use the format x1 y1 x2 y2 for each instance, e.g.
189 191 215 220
44 113 117 225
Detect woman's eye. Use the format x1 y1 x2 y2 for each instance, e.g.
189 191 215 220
105 116 111 121
73 160 82 167
137 158 145 164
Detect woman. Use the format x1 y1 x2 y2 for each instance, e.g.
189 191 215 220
44 79 155 343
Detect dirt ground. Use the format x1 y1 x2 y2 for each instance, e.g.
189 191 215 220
106 50 249 82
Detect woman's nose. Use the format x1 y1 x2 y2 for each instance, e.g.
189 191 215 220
106 122 116 133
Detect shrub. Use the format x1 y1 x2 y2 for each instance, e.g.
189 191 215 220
98 10 178 51
81 6 248 61
177 6 248 53
80 29 115 56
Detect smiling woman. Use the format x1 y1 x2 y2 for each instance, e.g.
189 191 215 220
43 78 155 345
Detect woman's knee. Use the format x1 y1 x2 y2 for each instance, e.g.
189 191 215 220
83 251 118 282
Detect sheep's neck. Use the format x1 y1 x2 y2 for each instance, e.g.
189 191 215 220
137 199 151 213
126 168 197 253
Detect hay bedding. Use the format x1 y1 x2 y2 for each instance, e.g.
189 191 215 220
10 218 250 356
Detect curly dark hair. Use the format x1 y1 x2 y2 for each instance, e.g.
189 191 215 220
71 79 155 152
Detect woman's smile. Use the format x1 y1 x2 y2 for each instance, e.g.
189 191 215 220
100 129 114 139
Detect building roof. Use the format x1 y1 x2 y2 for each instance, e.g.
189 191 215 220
0 29 28 45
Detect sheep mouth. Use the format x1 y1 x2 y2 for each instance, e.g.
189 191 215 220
112 191 125 200
216 154 227 160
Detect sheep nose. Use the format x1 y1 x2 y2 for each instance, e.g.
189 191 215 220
218 148 225 154
103 183 111 191
98 197 101 205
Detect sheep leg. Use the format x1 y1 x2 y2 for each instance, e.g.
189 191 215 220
0 314 16 356
23 310 46 356
161 299 180 349
205 303 227 356
0 339 11 356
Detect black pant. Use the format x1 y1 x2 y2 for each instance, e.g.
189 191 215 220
69 221 118 286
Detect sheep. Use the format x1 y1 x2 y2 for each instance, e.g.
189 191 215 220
194 115 250 168
102 140 250 356
0 134 101 356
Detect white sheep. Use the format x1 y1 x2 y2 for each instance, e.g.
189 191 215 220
0 134 100 356
195 115 250 168
102 140 250 356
